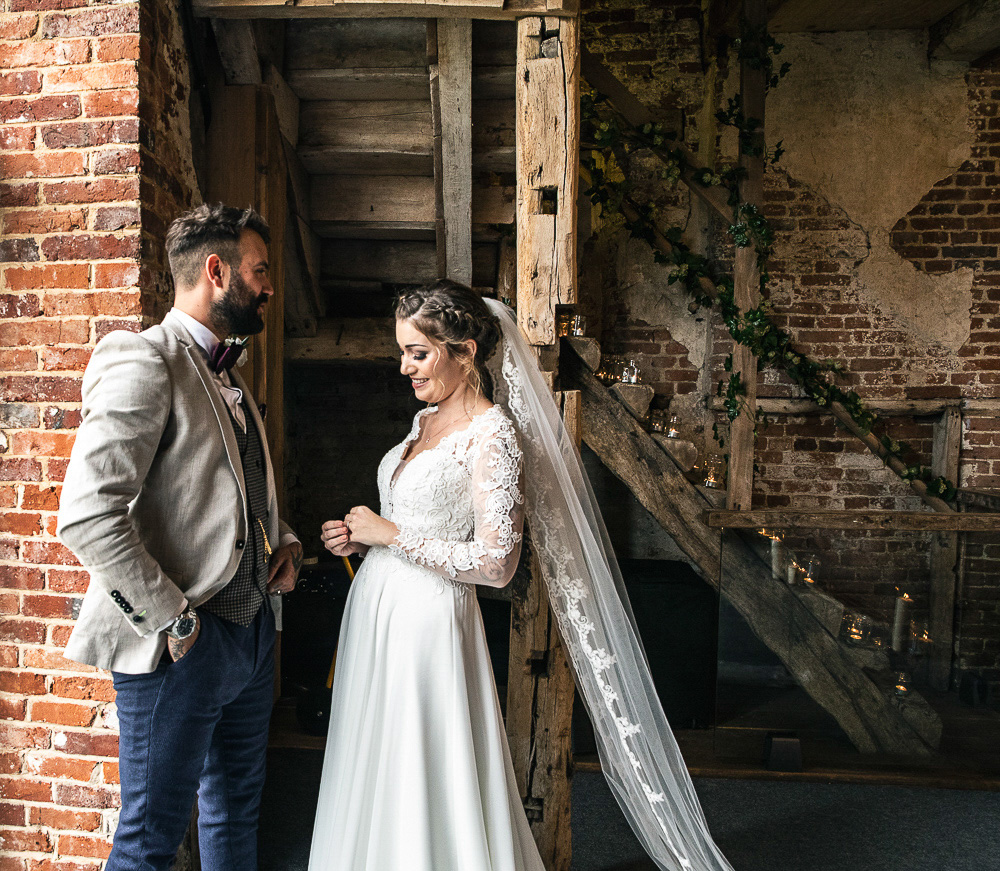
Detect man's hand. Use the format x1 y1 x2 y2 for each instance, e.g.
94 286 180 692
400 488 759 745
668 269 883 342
268 540 302 595
167 616 200 662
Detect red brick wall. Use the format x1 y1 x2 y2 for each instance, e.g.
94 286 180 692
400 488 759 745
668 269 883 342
0 0 199 866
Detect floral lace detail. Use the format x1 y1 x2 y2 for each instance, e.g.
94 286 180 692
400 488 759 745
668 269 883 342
495 334 697 870
381 406 524 594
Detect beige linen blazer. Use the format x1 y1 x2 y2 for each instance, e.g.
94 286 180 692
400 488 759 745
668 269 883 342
58 311 290 674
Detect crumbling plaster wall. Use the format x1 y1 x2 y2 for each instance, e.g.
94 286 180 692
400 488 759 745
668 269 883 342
766 30 973 356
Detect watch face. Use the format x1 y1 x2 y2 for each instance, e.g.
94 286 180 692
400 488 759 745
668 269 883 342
173 614 196 639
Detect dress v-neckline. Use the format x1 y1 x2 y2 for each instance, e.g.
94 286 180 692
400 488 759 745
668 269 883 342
388 406 497 492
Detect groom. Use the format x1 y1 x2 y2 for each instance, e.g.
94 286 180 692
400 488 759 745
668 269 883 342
58 203 302 870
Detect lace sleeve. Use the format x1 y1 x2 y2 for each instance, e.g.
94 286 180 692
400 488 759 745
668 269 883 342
389 420 524 588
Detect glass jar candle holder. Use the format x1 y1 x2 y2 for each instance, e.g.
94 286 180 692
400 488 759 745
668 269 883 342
556 310 573 338
650 409 667 433
703 454 725 489
666 414 680 439
570 315 587 337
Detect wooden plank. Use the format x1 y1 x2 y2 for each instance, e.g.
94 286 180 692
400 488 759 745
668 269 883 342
285 18 427 70
298 100 432 151
298 147 433 177
727 0 767 513
436 19 473 284
563 346 937 756
495 234 516 307
195 0 550 19
931 0 1000 61
287 68 431 101
515 15 579 345
929 407 963 690
264 65 299 146
702 508 1000 532
711 397 966 417
322 238 497 284
285 317 398 362
579 48 730 221
310 175 513 226
505 391 577 871
210 19 262 84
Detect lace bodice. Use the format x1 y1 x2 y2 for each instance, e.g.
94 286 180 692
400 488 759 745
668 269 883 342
377 405 524 590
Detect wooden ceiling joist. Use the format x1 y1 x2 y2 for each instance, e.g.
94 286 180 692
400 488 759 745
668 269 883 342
194 0 577 20
211 18 263 84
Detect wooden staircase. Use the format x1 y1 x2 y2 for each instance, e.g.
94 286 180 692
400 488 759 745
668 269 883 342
561 339 942 756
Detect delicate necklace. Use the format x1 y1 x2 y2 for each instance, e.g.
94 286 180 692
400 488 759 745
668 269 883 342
421 406 472 445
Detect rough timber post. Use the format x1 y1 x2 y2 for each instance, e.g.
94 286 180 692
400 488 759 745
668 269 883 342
726 0 766 512
515 15 580 344
508 13 579 870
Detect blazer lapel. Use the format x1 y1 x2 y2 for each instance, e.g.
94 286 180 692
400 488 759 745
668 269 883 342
161 312 248 503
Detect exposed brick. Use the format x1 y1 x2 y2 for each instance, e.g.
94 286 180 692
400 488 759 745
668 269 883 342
92 261 138 288
28 806 101 832
42 7 140 39
0 15 39 40
0 376 82 403
0 827 50 853
39 233 139 262
0 95 80 124
91 145 138 175
95 35 140 63
81 87 137 118
1 209 87 235
0 619 46 644
0 182 39 207
21 648 94 674
46 62 136 95
10 431 75 457
50 782 115 810
0 565 45 591
0 40 89 70
0 777 52 803
22 486 61 511
101 760 118 784
0 458 42 482
0 125 35 150
20 541 77 566
55 833 112 861
43 176 138 204
49 675 113 703
51 730 116 758
45 291 138 317
41 406 82 430
0 801 27 827
41 346 92 371
0 293 41 318
4 263 89 291
0 70 41 97
0 512 42 536
46 569 89 594
0 238 39 263
40 118 137 149
0 723 49 751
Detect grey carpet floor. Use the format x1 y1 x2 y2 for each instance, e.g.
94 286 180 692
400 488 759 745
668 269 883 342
259 748 1000 870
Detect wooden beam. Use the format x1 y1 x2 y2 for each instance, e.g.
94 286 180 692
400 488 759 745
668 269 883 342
516 15 579 345
210 19 262 85
298 100 432 156
506 391 578 871
727 0 767 513
703 508 1000 532
930 0 1000 62
264 65 299 146
711 397 966 417
285 317 398 363
579 48 731 221
194 0 567 19
929 408 963 690
310 175 514 226
562 346 937 756
432 19 474 285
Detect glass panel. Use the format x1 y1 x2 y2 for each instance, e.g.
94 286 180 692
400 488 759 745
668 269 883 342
716 525 997 777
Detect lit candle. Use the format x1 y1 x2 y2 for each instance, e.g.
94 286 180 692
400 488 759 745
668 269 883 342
770 534 785 581
891 593 913 653
786 561 800 585
894 671 910 697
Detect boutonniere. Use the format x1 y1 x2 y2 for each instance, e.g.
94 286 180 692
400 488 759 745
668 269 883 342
209 337 248 374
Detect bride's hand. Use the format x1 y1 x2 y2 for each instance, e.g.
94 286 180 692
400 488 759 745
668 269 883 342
345 506 398 548
321 519 367 557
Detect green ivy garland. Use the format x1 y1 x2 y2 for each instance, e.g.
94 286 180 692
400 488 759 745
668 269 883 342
579 52 958 503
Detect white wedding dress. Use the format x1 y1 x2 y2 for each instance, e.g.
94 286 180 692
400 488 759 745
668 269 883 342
307 404 546 871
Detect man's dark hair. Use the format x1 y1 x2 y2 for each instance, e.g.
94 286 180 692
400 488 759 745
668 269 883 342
165 203 270 291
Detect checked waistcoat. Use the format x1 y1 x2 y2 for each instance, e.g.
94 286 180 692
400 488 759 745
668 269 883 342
200 402 271 625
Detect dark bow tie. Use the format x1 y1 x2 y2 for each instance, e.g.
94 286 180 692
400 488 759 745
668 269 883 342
209 340 245 374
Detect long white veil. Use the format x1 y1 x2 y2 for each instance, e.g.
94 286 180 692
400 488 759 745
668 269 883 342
485 299 734 871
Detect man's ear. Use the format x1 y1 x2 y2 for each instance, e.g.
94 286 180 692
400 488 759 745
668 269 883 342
205 253 226 291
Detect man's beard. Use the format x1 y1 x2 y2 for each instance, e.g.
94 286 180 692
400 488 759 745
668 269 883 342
212 270 267 336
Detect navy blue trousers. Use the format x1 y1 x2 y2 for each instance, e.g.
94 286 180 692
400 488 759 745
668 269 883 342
109 605 275 871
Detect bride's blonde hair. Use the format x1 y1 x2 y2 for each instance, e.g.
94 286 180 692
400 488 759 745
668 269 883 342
394 281 502 400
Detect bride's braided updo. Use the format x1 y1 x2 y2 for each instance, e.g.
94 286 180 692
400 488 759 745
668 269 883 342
394 280 502 400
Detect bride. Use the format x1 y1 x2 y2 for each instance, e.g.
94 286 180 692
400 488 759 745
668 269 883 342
309 281 735 871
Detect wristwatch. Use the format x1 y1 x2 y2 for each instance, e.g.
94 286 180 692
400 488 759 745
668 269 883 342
167 608 199 641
